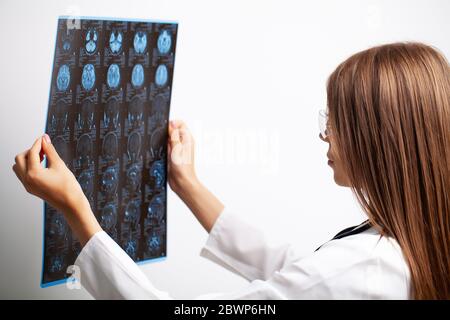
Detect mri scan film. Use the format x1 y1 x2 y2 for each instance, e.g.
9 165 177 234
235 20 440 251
42 17 177 286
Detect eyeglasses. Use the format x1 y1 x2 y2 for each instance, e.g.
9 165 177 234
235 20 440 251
318 109 330 139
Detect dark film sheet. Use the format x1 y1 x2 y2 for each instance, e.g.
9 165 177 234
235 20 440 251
42 17 177 286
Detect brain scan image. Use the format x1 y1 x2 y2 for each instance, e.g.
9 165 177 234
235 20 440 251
50 100 69 132
82 64 96 91
131 64 144 88
62 40 71 52
52 136 69 163
62 31 72 52
85 28 98 54
153 94 167 113
128 96 143 127
71 241 82 259
56 65 70 91
146 233 162 255
127 131 141 161
100 204 117 230
43 18 177 286
146 193 165 224
150 160 165 188
157 30 172 54
124 199 140 226
155 64 168 87
109 30 123 54
49 255 64 273
77 134 93 166
104 97 120 129
149 127 167 156
127 164 141 192
78 170 94 197
103 132 118 160
123 239 138 259
107 64 121 89
102 167 118 195
148 95 167 130
133 31 147 54
48 214 67 239
78 98 95 130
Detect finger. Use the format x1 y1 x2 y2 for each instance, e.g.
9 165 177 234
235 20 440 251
167 135 172 152
170 128 181 145
27 137 43 170
41 134 62 167
168 121 175 136
167 142 172 163
168 120 181 136
39 148 44 162
12 164 23 183
14 151 27 175
178 128 192 144
170 120 187 130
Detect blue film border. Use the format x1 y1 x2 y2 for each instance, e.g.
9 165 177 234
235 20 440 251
58 15 178 24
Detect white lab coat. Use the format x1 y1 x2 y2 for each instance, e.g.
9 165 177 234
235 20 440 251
74 208 411 299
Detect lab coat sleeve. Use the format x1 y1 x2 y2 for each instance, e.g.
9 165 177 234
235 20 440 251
74 231 173 300
73 207 299 299
74 220 409 299
199 208 301 282
199 257 370 300
197 235 410 300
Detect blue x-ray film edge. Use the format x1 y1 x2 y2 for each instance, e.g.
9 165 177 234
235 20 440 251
58 15 178 24
40 17 59 288
136 256 167 266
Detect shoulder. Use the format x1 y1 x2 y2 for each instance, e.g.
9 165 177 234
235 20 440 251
286 227 411 299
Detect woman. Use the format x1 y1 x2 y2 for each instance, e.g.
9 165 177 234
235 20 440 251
13 42 449 299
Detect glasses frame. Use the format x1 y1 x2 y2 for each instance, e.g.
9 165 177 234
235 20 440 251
318 109 330 139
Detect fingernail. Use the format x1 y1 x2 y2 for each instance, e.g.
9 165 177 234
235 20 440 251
43 133 51 144
170 120 176 128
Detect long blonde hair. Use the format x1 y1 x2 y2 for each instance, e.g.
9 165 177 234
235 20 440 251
327 42 450 299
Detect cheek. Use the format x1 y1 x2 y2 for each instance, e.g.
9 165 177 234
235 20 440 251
329 143 339 160
331 162 351 187
331 166 344 185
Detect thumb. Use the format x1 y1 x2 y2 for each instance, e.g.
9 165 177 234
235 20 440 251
170 128 181 146
41 134 62 167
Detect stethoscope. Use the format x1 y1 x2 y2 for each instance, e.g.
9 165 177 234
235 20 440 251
315 220 372 252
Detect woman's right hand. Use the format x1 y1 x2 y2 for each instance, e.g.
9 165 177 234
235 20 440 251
13 134 101 246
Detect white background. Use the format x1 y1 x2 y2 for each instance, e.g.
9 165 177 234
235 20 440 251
0 0 448 299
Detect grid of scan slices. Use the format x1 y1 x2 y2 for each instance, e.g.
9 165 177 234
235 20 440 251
42 18 177 285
